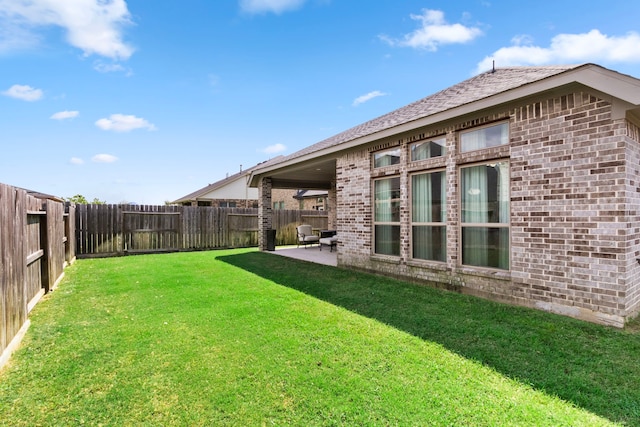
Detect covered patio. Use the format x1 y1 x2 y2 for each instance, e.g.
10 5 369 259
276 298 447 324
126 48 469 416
268 245 337 267
250 156 339 258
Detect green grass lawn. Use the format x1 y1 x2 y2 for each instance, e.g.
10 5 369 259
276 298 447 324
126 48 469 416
1 248 638 426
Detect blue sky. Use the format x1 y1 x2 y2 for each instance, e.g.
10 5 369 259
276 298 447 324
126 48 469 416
2 0 640 204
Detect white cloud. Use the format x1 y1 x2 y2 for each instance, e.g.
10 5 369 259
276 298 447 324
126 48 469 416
208 73 220 87
380 9 482 51
95 114 157 132
93 61 127 73
262 143 286 154
92 153 118 163
69 157 84 165
475 29 640 74
239 0 305 14
0 18 39 52
2 84 43 101
51 110 79 120
0 0 134 60
353 90 387 106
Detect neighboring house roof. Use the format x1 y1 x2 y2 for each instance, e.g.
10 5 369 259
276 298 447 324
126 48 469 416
293 190 328 200
172 156 283 204
249 63 640 187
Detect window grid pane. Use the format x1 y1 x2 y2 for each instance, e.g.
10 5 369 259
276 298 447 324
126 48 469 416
460 161 509 270
413 225 446 261
375 225 401 256
374 148 401 168
374 177 401 256
460 122 508 152
461 162 509 224
461 227 509 269
411 171 446 262
411 137 446 161
374 177 400 222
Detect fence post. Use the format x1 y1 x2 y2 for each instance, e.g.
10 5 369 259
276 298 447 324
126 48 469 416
117 204 124 255
64 203 76 265
39 200 51 294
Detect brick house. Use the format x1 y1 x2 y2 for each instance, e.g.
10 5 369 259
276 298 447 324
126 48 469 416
249 64 640 327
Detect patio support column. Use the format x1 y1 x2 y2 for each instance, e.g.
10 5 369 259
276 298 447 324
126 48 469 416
328 178 337 230
258 176 273 251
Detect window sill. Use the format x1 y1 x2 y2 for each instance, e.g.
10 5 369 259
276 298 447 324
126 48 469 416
454 265 511 281
406 258 448 271
370 254 401 264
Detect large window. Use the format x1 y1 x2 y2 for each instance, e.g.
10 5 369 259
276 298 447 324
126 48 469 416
460 161 510 269
412 171 446 262
460 122 508 152
374 148 401 168
374 177 400 256
411 137 446 161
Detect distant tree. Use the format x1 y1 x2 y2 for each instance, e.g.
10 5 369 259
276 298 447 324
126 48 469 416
65 194 106 205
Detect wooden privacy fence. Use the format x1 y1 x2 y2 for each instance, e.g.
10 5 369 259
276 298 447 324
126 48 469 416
1 183 75 366
76 204 328 257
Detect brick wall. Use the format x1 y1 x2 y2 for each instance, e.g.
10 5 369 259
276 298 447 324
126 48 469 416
623 120 640 316
335 88 640 327
509 93 632 325
270 189 327 210
272 189 298 210
336 150 373 266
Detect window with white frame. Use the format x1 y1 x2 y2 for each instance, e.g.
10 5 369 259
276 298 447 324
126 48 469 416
460 122 508 152
374 176 400 256
411 137 446 161
460 161 510 269
373 148 401 168
411 170 446 262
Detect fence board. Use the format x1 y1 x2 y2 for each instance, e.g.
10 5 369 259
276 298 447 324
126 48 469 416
1 184 26 357
45 200 65 291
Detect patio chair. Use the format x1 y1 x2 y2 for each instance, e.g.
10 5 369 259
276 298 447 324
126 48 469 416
319 234 338 252
297 224 320 248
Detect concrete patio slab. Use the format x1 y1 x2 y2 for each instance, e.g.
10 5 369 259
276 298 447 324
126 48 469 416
267 245 337 267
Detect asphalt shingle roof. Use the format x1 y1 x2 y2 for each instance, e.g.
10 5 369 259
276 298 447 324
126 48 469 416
276 65 582 163
173 156 284 203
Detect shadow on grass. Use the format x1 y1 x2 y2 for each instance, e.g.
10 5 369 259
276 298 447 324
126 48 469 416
219 251 640 425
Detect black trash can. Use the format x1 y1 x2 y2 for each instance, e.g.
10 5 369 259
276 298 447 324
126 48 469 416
266 229 276 251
